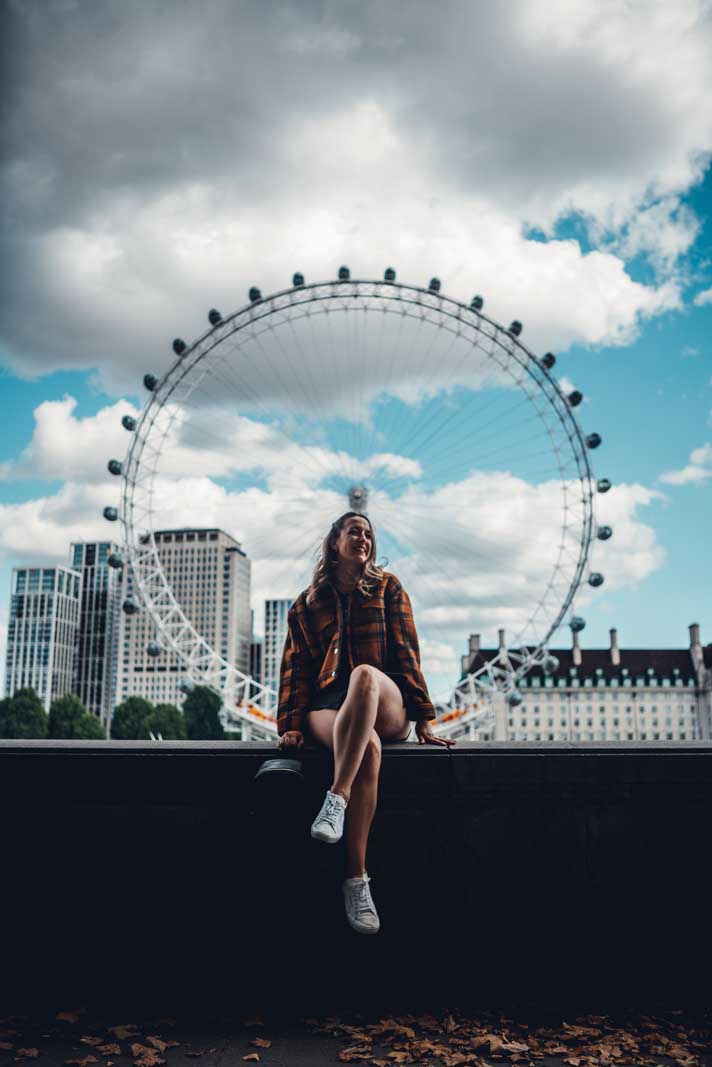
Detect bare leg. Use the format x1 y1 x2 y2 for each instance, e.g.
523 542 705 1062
343 734 381 878
306 667 408 877
332 665 379 802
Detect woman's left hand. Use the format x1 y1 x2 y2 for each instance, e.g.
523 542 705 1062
415 718 457 746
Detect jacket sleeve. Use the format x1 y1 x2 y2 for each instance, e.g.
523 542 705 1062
277 606 317 735
386 578 436 722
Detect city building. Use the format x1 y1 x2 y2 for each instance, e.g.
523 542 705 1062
453 623 712 742
262 598 292 711
4 565 81 712
116 528 251 708
70 541 122 729
249 637 263 688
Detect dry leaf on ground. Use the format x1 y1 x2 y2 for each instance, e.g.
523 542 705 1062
64 1058 98 1067
15 1051 40 1060
249 1038 271 1049
242 1055 260 1063
108 1026 139 1040
96 1045 121 1056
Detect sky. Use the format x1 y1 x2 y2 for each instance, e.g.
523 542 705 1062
1 0 711 704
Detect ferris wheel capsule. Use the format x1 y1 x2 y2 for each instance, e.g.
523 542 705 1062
292 272 305 287
567 390 583 407
597 525 613 540
540 353 556 369
338 266 350 280
597 478 612 493
178 677 195 694
143 374 158 392
107 553 123 569
146 641 162 657
507 689 523 706
249 287 262 303
588 572 604 587
108 459 122 476
508 320 523 336
103 506 118 521
208 309 222 326
570 615 586 632
470 295 484 310
586 432 602 449
384 267 396 282
542 654 559 675
122 415 136 431
428 277 441 292
122 597 139 615
172 338 186 355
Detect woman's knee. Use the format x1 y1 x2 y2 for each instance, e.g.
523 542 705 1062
349 663 379 699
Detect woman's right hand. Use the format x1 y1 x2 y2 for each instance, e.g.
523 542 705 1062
277 729 304 751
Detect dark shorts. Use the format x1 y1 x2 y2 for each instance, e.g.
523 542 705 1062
306 685 413 743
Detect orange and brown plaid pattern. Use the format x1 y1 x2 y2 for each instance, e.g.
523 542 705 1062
277 571 436 735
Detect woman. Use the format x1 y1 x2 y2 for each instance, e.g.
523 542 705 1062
276 510 455 935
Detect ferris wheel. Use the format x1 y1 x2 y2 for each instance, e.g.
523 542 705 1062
102 268 612 739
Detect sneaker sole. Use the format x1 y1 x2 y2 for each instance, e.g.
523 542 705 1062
345 917 380 934
310 826 342 843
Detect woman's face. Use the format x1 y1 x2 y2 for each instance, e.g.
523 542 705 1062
333 516 374 566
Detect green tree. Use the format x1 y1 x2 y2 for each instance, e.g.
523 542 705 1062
111 696 153 739
48 694 105 740
145 702 187 740
0 688 48 739
182 686 225 740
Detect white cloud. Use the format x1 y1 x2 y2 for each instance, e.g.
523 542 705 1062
693 287 712 306
2 1 710 386
660 441 712 485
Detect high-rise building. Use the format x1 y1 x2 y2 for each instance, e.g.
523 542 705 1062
117 528 251 708
263 598 292 711
249 637 263 688
453 622 712 743
70 541 122 729
4 565 81 712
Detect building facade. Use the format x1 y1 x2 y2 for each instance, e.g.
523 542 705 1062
4 565 81 712
453 623 712 743
262 598 292 712
70 541 122 728
116 528 251 709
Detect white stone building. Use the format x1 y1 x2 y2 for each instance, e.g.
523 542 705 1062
4 565 81 712
116 528 251 710
453 623 712 743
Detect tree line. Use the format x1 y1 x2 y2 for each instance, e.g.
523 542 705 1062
0 686 226 740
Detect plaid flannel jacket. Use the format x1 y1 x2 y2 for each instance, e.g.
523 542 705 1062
277 571 436 735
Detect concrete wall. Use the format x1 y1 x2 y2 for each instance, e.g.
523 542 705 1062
2 740 710 1015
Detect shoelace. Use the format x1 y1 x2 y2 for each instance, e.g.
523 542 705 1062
347 877 375 917
319 794 344 831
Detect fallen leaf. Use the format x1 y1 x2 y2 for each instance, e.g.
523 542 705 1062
97 1046 121 1056
80 1038 104 1048
15 1051 40 1060
338 1048 372 1063
242 1056 260 1063
108 1026 139 1041
0 1043 15 1051
64 1058 98 1067
249 1039 272 1049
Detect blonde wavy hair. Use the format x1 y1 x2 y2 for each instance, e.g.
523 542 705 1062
306 511 385 606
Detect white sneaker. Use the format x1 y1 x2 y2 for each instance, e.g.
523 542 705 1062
343 873 380 934
310 789 347 843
